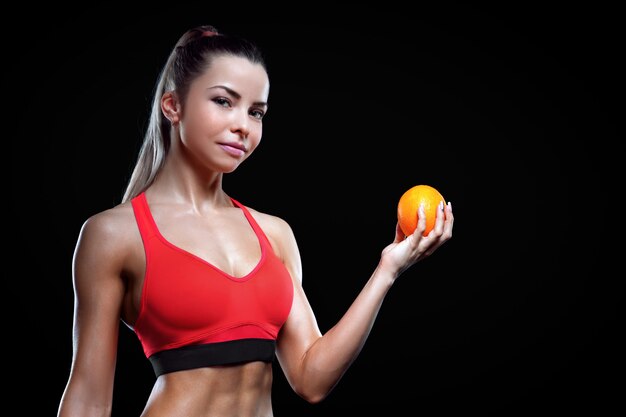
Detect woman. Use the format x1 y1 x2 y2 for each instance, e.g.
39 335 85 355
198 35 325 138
57 25 454 417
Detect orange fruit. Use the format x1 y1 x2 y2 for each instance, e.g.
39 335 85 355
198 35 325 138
397 184 446 237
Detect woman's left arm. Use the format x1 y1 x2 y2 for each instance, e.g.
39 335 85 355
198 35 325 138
275 202 454 403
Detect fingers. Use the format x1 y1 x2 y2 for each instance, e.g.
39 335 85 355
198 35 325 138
391 200 453 251
383 200 454 273
429 200 446 237
443 201 453 238
428 201 453 238
412 203 427 238
422 201 453 256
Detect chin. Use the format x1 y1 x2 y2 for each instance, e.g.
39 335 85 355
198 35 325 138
221 160 243 174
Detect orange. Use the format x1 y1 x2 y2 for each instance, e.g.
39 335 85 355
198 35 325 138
397 184 446 237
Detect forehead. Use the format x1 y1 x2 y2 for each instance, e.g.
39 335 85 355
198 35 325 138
194 54 269 99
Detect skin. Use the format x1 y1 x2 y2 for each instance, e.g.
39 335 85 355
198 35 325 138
57 54 454 417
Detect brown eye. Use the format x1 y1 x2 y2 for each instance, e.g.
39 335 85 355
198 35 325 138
250 109 265 119
213 97 231 107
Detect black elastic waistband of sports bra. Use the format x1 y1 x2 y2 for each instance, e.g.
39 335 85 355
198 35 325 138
148 338 277 376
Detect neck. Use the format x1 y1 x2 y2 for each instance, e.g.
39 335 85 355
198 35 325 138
147 155 230 210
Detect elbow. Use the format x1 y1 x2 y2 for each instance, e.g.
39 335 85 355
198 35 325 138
287 351 344 404
292 382 334 405
296 389 328 405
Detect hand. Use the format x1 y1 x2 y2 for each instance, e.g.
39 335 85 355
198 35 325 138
380 201 454 278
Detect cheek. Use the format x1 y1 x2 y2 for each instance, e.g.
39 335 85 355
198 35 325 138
248 126 263 150
181 109 219 140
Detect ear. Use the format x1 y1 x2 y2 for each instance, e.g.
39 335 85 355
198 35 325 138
161 91 181 124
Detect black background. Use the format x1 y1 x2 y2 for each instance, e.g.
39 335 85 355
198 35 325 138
7 3 623 416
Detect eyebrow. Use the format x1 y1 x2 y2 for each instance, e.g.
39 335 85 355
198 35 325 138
207 85 268 107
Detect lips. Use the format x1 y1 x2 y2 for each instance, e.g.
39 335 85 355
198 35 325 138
218 142 247 157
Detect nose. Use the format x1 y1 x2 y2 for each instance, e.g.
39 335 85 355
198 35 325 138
230 108 250 139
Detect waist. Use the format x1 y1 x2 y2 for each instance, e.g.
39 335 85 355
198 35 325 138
142 362 274 417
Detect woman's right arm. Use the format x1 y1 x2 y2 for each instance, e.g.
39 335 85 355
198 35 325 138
57 212 127 417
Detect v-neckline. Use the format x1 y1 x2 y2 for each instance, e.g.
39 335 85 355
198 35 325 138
139 192 265 282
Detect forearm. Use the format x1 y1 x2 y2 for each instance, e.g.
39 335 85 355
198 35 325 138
57 383 113 417
58 401 112 417
299 264 396 400
57 352 117 417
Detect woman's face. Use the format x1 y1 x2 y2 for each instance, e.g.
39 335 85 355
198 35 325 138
176 54 269 173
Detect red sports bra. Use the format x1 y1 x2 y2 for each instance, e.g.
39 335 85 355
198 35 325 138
130 192 294 376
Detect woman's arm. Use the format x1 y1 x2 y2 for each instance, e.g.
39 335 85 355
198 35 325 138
57 212 128 417
276 202 453 403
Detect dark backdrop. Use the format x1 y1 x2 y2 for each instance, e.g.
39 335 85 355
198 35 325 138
7 3 622 416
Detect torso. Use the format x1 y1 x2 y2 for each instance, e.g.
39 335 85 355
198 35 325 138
102 192 287 417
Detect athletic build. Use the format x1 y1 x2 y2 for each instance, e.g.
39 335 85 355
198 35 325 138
57 25 454 417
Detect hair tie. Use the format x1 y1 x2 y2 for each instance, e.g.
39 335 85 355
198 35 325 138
201 30 218 37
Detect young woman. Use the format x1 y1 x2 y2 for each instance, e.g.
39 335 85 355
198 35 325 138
57 24 454 417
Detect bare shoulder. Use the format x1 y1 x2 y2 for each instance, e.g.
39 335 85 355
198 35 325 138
243 205 295 241
76 201 139 258
80 201 136 240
